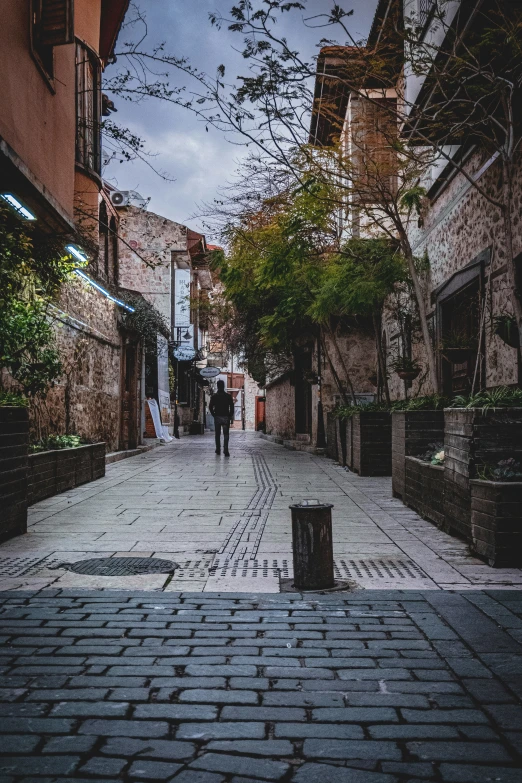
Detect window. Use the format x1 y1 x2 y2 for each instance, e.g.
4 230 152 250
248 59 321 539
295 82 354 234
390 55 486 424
31 0 74 81
419 0 437 32
76 41 101 175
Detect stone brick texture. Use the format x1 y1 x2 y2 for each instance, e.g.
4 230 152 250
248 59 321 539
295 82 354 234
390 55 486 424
0 589 521 781
384 150 522 399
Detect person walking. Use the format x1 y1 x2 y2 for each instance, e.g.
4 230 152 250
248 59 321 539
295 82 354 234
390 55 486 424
209 379 234 456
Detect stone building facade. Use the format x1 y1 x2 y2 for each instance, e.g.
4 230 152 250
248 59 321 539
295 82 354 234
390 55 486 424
306 0 520 411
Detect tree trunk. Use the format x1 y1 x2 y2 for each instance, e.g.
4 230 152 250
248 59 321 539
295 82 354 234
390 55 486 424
399 230 439 393
373 311 391 406
325 324 357 405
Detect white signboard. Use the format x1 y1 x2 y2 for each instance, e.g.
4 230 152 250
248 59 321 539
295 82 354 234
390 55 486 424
173 346 196 361
200 367 220 378
175 269 191 327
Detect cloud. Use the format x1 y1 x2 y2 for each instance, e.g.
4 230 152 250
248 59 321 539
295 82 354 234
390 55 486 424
104 0 378 237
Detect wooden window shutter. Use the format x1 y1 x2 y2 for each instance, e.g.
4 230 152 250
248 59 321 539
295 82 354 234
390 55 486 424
39 0 74 47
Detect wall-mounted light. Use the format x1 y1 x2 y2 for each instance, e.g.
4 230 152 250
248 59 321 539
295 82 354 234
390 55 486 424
1 194 36 221
183 330 192 341
65 244 89 264
73 269 135 313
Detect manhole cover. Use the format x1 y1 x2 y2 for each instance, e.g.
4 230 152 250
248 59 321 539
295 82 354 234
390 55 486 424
62 557 178 576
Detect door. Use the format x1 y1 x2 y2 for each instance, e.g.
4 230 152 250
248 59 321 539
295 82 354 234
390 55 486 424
441 280 481 397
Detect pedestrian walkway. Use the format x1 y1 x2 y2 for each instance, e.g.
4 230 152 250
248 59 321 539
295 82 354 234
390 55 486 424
0 432 521 592
1 434 522 781
0 589 522 782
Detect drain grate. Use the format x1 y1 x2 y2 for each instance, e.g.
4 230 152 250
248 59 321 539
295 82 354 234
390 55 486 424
61 557 178 576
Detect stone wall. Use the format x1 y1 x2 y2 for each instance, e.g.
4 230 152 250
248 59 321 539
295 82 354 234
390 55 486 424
265 374 295 439
385 151 522 399
243 373 263 431
31 274 122 452
118 206 188 322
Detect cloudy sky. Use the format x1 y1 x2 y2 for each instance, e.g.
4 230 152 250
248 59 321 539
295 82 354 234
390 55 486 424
103 0 378 239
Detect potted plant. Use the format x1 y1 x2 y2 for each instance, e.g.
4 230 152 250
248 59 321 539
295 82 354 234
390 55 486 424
390 355 421 382
493 313 519 349
439 330 477 364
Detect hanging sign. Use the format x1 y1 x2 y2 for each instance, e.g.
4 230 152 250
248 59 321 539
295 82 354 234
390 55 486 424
199 367 220 378
173 346 196 361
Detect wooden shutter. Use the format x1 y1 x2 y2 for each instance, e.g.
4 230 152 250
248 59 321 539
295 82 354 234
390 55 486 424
39 0 74 47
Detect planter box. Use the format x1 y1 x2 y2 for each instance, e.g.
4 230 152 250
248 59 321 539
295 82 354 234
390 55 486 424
471 479 522 567
392 411 444 499
28 442 106 505
335 418 346 467
0 407 29 542
326 413 338 461
404 456 445 528
352 412 392 476
444 408 522 541
344 417 353 471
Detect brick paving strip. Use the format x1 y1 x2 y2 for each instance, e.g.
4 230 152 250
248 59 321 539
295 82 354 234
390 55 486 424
0 589 521 781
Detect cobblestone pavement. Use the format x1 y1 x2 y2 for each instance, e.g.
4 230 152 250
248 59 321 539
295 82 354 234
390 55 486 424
0 589 522 781
0 432 521 592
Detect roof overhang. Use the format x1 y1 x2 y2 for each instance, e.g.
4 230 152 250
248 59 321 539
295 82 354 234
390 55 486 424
100 0 130 65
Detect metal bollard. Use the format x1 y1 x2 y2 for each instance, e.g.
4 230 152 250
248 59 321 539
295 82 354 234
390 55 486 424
289 499 335 590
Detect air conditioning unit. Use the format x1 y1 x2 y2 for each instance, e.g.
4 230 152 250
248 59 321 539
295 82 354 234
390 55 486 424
109 190 130 208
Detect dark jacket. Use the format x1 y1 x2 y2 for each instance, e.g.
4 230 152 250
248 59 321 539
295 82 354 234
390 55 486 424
209 390 234 420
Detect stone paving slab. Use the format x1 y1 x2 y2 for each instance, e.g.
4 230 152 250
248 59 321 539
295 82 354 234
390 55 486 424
0 590 521 781
0 432 521 592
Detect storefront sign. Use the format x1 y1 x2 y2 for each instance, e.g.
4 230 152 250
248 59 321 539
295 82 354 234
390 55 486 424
199 367 220 378
173 346 196 361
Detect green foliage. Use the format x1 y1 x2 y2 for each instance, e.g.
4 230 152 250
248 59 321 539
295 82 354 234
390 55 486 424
400 186 426 215
0 391 29 407
120 293 170 353
477 458 522 482
417 442 445 465
389 355 420 373
452 386 522 411
310 238 406 324
334 393 450 419
30 434 84 453
0 203 80 397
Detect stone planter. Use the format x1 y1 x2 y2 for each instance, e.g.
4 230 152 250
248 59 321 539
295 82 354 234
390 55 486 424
470 479 522 567
326 412 338 461
392 411 444 499
28 442 106 505
352 412 392 476
0 407 29 542
404 456 445 528
335 418 346 467
444 408 522 541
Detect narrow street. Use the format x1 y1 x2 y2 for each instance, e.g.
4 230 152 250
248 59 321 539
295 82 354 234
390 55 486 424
1 439 522 780
1 433 521 593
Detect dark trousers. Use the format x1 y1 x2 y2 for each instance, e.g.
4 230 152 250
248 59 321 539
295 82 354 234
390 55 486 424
214 416 230 452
